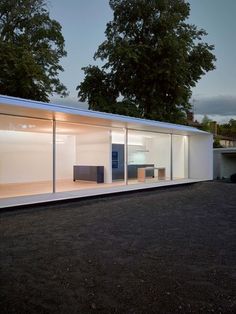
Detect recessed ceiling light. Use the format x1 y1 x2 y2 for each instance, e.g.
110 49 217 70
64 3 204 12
18 124 36 129
28 124 36 128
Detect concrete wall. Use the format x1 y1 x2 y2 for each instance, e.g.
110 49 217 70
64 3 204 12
189 134 213 180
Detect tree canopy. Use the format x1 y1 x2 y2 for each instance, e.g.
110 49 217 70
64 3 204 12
218 119 236 138
77 0 216 123
0 0 67 102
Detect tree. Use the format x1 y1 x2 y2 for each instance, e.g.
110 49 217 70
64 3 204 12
201 115 212 132
213 136 223 148
77 0 216 123
78 65 118 113
0 0 68 102
218 119 236 138
78 65 141 117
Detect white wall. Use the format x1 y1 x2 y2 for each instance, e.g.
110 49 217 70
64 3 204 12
172 135 188 179
0 131 52 184
145 135 171 178
56 135 76 180
213 150 221 179
128 145 147 164
76 129 112 183
189 134 213 180
127 133 171 179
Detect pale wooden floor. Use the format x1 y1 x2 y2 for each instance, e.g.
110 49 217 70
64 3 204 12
0 178 201 209
0 180 124 199
0 177 172 199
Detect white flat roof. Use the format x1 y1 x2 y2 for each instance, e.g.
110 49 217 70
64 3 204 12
0 94 208 135
214 148 236 153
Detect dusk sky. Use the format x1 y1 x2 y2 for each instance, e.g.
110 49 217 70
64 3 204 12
49 0 236 123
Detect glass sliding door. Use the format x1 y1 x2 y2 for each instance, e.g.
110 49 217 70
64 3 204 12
127 130 171 184
172 135 188 179
0 114 53 198
55 122 115 192
111 129 125 183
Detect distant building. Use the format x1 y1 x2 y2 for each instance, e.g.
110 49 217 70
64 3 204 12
218 135 236 148
213 148 236 179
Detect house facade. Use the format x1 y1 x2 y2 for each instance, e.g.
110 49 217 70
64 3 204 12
0 95 213 208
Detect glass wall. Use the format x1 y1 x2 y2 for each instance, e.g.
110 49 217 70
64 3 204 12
0 114 53 198
127 130 171 184
172 135 189 179
55 122 125 192
0 113 189 200
111 129 125 182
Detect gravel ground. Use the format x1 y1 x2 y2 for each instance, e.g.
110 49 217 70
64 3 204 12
0 181 236 314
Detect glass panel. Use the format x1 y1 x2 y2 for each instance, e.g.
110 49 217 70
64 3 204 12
127 130 171 184
111 130 125 182
0 114 53 198
55 122 125 192
172 135 188 179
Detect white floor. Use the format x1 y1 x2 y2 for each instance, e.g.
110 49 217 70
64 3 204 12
0 178 203 209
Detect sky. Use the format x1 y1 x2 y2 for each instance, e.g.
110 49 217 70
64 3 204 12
49 0 236 123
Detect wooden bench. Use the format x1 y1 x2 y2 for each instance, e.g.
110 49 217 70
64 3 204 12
137 167 166 182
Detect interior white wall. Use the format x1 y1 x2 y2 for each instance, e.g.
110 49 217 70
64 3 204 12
127 132 171 178
172 135 188 179
128 145 147 164
184 136 189 178
145 135 171 178
56 135 76 180
0 131 52 184
76 129 112 183
189 134 213 180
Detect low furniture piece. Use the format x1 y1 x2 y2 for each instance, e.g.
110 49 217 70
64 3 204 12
73 165 104 183
128 164 154 179
138 167 166 182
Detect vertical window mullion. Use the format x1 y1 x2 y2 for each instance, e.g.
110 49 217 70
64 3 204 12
170 133 173 180
124 128 128 185
52 119 56 193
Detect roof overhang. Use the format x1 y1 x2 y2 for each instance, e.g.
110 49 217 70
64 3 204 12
0 95 209 136
214 148 236 156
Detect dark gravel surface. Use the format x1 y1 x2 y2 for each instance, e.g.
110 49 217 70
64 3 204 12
0 181 236 314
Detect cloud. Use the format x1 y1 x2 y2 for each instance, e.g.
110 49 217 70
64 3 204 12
50 96 88 110
193 95 236 116
194 114 236 124
50 94 236 124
